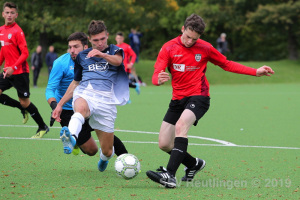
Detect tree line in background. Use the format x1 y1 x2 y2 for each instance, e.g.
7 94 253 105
8 0 300 61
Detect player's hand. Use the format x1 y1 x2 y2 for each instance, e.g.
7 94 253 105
158 70 170 85
87 49 105 58
52 104 62 123
127 63 133 69
3 67 13 78
256 65 274 77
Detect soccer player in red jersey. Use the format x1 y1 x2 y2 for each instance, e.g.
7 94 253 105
115 32 140 96
0 2 49 138
146 14 274 188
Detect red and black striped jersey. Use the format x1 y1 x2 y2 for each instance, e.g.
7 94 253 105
152 35 257 100
0 22 29 74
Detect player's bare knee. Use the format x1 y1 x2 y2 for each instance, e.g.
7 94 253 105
86 149 97 156
102 148 113 157
174 122 188 137
158 141 172 152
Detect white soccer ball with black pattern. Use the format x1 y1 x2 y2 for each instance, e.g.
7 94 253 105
115 153 141 180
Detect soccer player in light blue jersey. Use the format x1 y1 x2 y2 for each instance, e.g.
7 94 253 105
52 21 129 172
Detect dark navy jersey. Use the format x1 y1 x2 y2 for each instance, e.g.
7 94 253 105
74 44 129 105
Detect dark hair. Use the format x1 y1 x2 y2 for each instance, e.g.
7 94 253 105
3 2 18 11
116 32 124 37
184 14 206 35
67 32 88 46
88 20 107 36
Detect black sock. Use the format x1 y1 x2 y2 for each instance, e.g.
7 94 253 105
114 135 128 156
167 151 196 169
25 103 46 129
0 94 23 110
167 137 188 176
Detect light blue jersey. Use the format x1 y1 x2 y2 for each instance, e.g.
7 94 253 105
74 45 129 105
45 53 74 110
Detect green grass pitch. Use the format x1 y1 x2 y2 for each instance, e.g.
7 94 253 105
0 83 299 199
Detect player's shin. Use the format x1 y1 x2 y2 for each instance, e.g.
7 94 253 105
68 112 85 138
166 137 188 176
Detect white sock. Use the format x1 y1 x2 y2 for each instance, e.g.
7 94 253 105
68 112 85 139
100 147 115 161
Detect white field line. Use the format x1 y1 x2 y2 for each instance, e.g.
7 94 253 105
0 124 236 146
0 125 299 150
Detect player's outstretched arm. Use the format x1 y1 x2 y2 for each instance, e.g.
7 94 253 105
52 80 79 122
256 66 274 77
87 49 123 66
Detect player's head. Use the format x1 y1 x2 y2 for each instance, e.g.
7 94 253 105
88 20 109 51
115 32 124 45
2 2 18 26
181 14 206 48
67 32 88 60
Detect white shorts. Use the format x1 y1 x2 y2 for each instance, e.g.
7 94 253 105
73 88 117 133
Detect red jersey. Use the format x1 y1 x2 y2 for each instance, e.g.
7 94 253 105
152 35 257 100
116 42 136 73
0 22 29 75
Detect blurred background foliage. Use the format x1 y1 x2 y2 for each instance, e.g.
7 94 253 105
4 0 299 61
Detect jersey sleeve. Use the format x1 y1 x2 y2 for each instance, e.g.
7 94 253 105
13 31 29 70
74 54 83 81
208 46 256 76
152 45 169 85
127 46 136 64
45 58 64 101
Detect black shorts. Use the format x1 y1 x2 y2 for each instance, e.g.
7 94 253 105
163 95 210 126
0 73 30 98
60 109 94 146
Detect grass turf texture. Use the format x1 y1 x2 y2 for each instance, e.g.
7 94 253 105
1 59 300 199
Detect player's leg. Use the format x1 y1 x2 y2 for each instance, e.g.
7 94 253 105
114 135 128 156
60 97 90 154
146 101 181 188
166 109 195 176
59 109 80 155
158 121 175 152
77 120 98 156
0 75 27 123
179 96 210 181
13 73 48 138
96 129 114 172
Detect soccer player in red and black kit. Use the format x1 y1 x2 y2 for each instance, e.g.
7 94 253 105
146 14 274 188
115 32 140 96
0 2 49 138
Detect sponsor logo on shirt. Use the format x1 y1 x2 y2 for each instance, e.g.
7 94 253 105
173 55 183 57
173 64 185 72
195 54 201 62
186 66 200 71
88 62 109 72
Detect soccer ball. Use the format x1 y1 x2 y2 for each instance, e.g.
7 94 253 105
115 153 141 180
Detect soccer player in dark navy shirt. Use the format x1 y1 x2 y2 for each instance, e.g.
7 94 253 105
52 20 129 172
